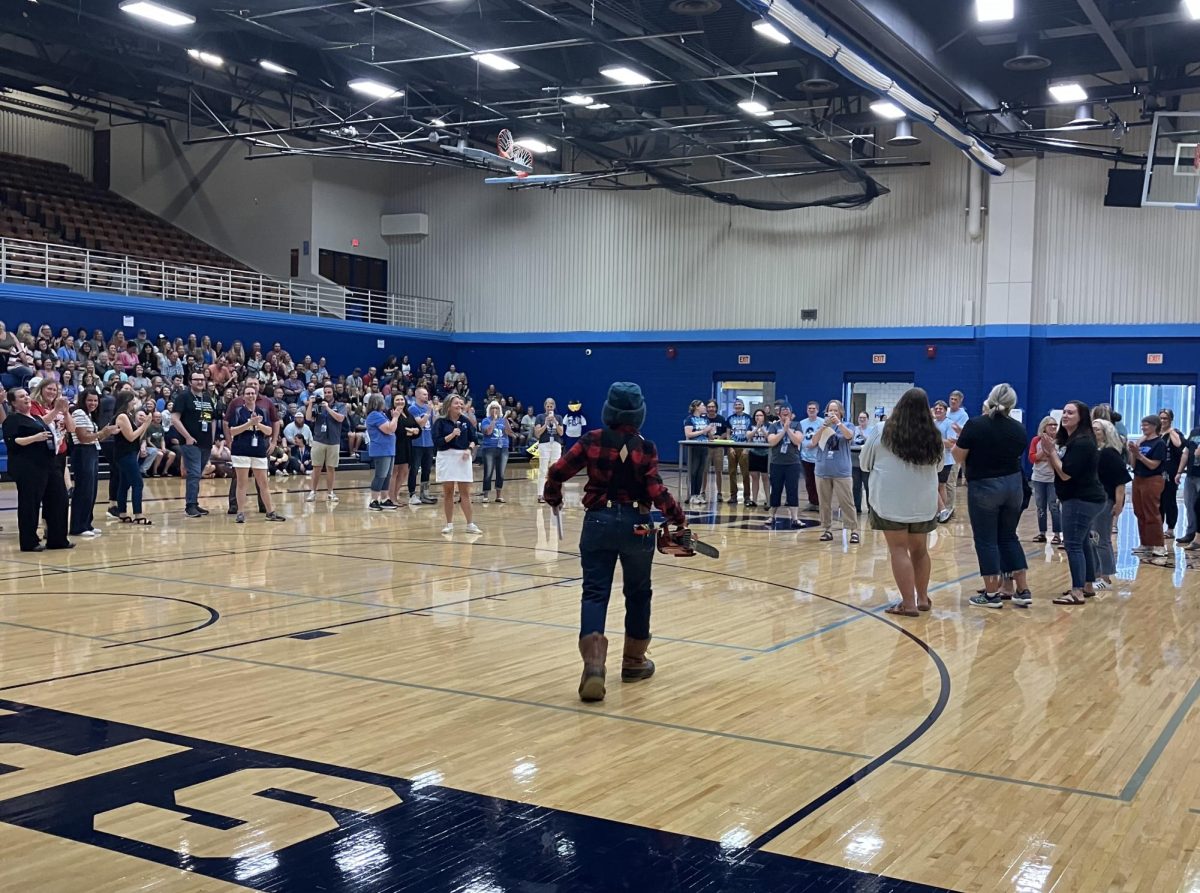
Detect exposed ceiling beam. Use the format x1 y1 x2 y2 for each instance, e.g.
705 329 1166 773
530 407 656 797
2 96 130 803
1072 0 1139 82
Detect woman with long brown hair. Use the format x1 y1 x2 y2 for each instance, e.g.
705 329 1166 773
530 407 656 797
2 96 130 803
859 388 944 616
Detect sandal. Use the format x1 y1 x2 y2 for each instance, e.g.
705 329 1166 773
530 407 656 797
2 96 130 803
1032 533 1047 543
885 604 920 617
133 517 153 526
1082 588 1096 598
119 515 133 524
1052 592 1085 605
917 599 932 612
849 532 860 544
819 531 834 541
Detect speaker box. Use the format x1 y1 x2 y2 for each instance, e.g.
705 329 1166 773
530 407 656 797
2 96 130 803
1104 169 1144 208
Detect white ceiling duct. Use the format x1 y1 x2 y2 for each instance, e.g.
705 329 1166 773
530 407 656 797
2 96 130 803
744 0 1005 175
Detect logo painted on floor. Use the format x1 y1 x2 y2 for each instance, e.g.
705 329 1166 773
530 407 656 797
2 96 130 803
0 699 952 892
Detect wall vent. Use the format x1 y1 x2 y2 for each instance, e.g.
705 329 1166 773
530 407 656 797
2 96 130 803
800 309 818 321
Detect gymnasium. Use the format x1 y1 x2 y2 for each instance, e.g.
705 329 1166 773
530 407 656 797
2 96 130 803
0 0 1198 890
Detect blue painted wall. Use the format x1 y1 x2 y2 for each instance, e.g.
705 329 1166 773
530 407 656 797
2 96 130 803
5 285 1197 464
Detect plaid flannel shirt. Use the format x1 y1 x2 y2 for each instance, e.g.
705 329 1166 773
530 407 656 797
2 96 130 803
543 426 686 526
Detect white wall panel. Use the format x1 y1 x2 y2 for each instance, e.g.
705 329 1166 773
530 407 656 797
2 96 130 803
1033 149 1200 325
388 138 983 332
0 92 93 178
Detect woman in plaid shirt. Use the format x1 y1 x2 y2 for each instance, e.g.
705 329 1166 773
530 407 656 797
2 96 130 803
544 381 688 703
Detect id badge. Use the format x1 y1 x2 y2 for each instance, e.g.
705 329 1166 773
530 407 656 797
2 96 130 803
251 435 258 448
201 421 208 433
780 442 788 454
320 423 328 435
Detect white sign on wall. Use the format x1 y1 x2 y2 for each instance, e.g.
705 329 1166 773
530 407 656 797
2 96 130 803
872 353 886 365
1147 353 1164 365
737 355 751 365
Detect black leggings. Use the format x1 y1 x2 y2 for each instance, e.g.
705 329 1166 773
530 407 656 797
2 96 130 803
769 463 800 508
1161 478 1179 531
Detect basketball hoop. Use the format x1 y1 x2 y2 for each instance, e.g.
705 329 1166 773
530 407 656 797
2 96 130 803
497 129 514 159
511 145 533 176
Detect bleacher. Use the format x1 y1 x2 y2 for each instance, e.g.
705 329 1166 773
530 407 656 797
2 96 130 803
0 152 243 268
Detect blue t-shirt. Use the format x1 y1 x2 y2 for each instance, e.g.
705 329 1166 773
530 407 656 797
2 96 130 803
366 410 395 457
934 418 956 466
727 412 752 443
229 404 268 458
685 414 710 442
481 416 510 449
749 421 770 456
814 426 852 478
409 401 434 448
798 417 822 462
767 421 801 465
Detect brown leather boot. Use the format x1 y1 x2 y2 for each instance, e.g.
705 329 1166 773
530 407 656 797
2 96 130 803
577 633 608 702
621 637 655 682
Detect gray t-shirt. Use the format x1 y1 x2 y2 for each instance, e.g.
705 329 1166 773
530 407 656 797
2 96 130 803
768 421 801 465
814 425 852 478
312 402 347 445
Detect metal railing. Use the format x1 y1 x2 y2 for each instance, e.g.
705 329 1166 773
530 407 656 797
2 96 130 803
0 236 454 332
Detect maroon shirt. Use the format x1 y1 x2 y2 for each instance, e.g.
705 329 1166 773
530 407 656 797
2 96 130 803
544 426 685 525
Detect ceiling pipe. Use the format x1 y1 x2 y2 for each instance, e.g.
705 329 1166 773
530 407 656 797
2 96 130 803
734 0 1005 175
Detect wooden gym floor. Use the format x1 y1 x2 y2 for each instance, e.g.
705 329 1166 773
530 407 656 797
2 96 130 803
0 468 1196 892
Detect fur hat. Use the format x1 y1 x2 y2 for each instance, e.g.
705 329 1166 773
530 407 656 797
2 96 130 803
602 381 646 429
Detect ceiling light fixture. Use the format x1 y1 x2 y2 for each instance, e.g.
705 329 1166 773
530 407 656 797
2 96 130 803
752 20 790 44
1048 81 1087 103
259 59 295 76
869 100 905 120
766 118 791 127
186 48 223 68
1184 0 1199 19
431 118 446 127
472 52 520 71
563 93 593 106
975 0 1014 22
118 0 195 27
515 137 555 153
585 102 610 110
888 119 921 146
349 78 403 100
600 65 652 86
737 98 770 115
1068 103 1100 126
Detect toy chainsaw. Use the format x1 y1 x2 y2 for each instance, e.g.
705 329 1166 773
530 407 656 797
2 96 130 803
656 526 719 559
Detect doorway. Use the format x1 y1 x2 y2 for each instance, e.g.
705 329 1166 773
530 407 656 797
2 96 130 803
1112 381 1196 435
714 376 776 417
844 378 914 423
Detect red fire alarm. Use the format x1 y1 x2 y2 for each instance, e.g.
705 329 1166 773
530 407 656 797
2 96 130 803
926 344 937 359
666 346 678 360
351 238 360 248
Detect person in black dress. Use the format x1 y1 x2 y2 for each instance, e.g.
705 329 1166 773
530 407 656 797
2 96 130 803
2 387 72 552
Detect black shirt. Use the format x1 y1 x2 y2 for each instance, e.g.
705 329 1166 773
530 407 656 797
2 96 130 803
1097 446 1131 503
432 416 475 452
1161 429 1185 476
173 389 216 449
1132 437 1167 478
1053 436 1105 503
2 412 53 473
955 413 1026 481
704 414 728 439
1186 429 1200 472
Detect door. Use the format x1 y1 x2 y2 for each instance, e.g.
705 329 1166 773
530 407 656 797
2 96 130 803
1112 382 1196 437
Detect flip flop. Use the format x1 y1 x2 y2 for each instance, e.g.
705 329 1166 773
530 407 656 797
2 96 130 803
1052 592 1085 605
885 604 920 617
917 600 932 612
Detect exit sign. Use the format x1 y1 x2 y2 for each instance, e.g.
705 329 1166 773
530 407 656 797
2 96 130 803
872 353 887 364
737 354 751 365
1147 353 1164 365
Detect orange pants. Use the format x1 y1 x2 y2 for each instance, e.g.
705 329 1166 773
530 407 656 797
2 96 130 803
1132 475 1165 548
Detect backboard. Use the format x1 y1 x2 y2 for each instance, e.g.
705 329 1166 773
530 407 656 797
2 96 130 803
1141 110 1200 210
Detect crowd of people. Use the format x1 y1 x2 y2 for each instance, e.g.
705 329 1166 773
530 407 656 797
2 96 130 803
0 317 570 547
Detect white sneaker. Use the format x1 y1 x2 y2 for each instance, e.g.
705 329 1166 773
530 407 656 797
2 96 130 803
305 491 317 502
465 523 482 535
441 523 454 535
327 493 339 502
1151 548 1168 558
79 530 99 538
409 495 423 505
89 528 103 536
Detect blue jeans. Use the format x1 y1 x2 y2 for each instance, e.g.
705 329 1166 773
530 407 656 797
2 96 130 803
966 473 1028 577
481 447 508 492
1184 473 1199 539
180 443 204 506
69 446 98 535
1061 498 1104 589
115 451 144 515
1089 497 1116 577
688 445 708 497
1031 479 1061 534
579 505 655 639
370 454 395 494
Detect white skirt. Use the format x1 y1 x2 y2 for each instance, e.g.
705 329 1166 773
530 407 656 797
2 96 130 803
435 449 474 483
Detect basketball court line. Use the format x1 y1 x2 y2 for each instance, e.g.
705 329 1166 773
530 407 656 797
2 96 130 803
0 594 1165 807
